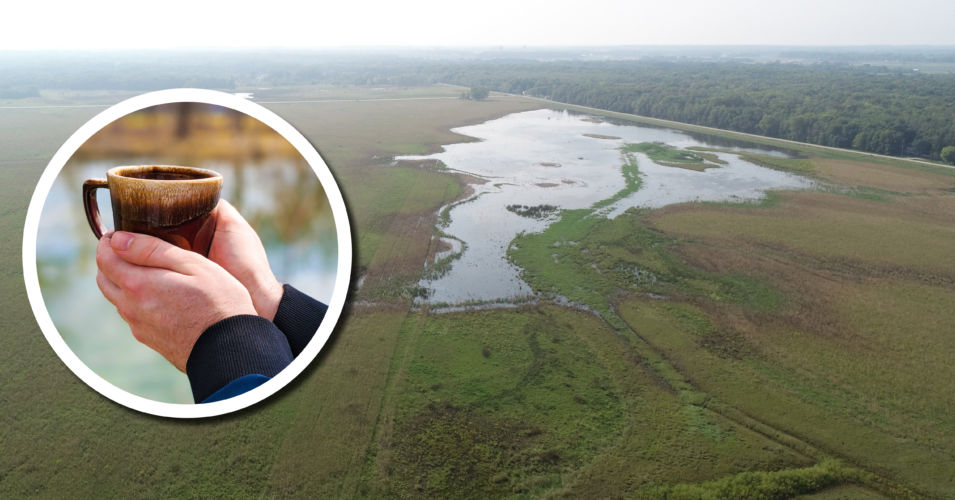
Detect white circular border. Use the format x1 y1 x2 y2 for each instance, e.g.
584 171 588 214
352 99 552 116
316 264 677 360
22 89 352 418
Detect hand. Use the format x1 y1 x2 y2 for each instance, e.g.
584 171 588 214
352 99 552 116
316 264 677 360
208 200 284 321
95 231 257 372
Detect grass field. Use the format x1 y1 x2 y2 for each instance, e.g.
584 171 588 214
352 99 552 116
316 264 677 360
2 84 953 498
505 127 954 496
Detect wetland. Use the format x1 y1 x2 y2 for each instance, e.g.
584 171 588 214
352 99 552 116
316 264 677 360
400 109 813 305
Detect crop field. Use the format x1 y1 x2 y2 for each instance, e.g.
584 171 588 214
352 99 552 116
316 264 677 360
1 85 953 498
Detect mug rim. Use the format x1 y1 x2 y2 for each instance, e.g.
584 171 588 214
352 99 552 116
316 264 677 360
107 164 223 182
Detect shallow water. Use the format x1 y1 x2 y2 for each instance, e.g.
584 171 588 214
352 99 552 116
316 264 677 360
602 150 810 217
400 109 812 305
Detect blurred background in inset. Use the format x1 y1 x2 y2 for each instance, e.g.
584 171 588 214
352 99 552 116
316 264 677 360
36 102 338 403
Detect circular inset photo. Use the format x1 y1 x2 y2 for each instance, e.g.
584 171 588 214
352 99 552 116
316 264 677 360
23 89 351 418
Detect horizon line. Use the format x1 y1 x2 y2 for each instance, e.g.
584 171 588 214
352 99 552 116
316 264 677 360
3 44 955 53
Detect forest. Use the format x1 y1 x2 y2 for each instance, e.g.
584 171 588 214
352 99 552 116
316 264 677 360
3 50 954 160
440 61 955 160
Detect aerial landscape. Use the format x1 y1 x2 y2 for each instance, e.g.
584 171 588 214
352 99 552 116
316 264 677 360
2 16 955 499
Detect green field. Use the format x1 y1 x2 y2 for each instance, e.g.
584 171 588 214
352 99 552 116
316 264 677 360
2 85 953 498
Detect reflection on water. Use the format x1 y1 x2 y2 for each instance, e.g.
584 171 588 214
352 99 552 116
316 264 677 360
36 103 337 404
401 109 812 305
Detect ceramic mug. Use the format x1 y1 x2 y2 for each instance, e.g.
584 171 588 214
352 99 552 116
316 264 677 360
83 165 223 256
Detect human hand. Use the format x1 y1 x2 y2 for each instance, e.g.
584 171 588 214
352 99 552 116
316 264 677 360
207 199 284 321
95 231 257 372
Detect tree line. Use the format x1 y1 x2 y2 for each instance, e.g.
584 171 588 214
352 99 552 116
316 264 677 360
437 61 955 161
3 52 954 161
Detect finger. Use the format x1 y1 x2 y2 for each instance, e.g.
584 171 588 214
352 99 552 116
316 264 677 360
99 250 195 322
214 199 252 232
95 270 121 306
110 231 201 275
97 234 156 293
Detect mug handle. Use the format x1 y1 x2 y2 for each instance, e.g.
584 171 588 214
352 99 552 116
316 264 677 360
83 179 109 239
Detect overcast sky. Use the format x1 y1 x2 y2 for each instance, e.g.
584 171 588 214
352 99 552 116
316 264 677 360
5 0 954 50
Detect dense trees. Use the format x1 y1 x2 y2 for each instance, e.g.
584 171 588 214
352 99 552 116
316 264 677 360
461 85 489 100
942 146 955 165
0 86 39 98
3 51 954 160
440 61 955 160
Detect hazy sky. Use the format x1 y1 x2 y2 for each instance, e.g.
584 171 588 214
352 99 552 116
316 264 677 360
5 0 954 50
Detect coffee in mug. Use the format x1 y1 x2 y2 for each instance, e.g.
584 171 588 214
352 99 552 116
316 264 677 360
83 165 223 256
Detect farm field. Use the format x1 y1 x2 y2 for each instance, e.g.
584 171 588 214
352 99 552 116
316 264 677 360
1 85 953 498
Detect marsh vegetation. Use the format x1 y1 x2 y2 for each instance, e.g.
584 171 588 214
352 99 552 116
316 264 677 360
3 79 954 498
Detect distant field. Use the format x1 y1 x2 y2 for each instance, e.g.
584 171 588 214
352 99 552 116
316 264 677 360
250 84 465 102
0 108 96 164
2 84 953 498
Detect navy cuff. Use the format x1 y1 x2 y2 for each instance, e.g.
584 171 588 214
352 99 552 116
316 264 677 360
273 284 328 357
186 315 293 403
202 374 271 403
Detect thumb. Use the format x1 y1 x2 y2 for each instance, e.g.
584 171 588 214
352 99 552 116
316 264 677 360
215 198 252 231
110 231 201 274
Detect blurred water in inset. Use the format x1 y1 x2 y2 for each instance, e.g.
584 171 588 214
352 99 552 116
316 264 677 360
36 103 338 403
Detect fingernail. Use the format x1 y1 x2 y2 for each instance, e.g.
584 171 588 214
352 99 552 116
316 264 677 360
111 231 133 251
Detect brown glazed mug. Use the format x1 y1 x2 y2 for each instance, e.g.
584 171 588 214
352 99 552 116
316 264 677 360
83 165 223 256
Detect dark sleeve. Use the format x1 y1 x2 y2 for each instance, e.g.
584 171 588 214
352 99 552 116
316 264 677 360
202 374 271 403
186 315 293 403
272 284 328 357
